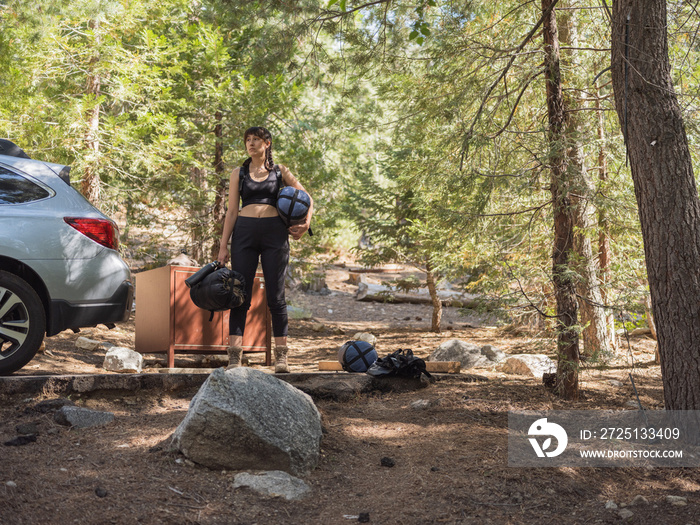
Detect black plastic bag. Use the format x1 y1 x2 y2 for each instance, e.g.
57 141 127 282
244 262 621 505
366 348 432 379
186 262 246 319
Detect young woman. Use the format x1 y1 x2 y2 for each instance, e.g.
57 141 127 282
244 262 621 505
216 127 313 372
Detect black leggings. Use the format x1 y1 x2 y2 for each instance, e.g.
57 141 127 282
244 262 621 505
229 216 289 337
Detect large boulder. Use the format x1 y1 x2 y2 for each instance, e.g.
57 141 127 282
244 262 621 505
429 339 505 369
170 368 322 476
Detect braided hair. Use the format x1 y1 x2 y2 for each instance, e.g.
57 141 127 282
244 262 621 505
243 126 274 171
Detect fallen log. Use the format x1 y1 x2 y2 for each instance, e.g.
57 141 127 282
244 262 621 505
355 282 482 308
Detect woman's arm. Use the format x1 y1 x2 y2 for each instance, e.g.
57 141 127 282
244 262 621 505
217 167 241 264
280 164 313 240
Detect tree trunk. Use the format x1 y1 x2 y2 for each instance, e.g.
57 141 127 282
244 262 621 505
190 166 206 263
611 0 700 409
81 19 101 205
558 7 613 359
210 109 227 261
543 0 579 400
595 81 617 351
426 261 442 333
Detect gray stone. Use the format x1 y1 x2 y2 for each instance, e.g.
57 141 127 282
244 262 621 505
171 368 322 476
605 500 618 510
499 354 556 379
630 495 649 506
75 337 103 352
103 347 143 374
480 345 506 363
618 509 634 519
311 323 327 332
429 339 505 369
410 399 432 410
232 471 311 500
54 406 115 428
429 339 487 368
666 495 688 506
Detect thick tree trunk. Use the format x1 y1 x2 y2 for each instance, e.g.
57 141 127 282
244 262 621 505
82 19 101 205
543 0 579 399
611 0 700 409
211 109 227 261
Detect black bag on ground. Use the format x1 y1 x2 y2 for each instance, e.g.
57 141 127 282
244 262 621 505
185 262 246 320
366 349 432 379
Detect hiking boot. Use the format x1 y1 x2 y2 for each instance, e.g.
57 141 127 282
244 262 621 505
274 346 289 373
226 345 243 369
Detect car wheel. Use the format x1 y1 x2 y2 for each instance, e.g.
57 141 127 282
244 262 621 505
0 271 46 375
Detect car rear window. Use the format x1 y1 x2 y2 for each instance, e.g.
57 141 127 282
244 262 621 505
0 166 51 204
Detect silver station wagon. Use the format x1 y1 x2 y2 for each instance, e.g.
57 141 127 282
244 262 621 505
0 140 133 374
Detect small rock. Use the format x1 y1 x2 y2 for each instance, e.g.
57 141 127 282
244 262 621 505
6 481 17 488
232 471 311 501
605 500 618 510
103 347 143 373
95 487 108 498
312 323 326 332
409 399 431 410
353 332 377 346
666 495 688 506
54 406 115 429
608 380 624 388
380 457 395 468
4 435 37 446
630 495 649 506
618 509 634 519
358 513 370 523
75 337 103 352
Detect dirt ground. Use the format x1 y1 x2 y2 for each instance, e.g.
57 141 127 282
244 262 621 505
1 263 698 524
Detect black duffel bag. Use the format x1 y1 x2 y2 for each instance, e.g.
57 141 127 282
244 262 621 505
185 262 246 320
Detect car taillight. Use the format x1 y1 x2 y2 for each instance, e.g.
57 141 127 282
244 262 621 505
64 217 120 250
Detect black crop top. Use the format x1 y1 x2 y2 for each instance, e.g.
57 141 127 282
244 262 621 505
239 165 282 208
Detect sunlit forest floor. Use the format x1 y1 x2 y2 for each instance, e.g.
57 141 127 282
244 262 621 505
3 262 696 524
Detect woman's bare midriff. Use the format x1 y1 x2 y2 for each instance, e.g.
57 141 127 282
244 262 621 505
239 204 278 218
